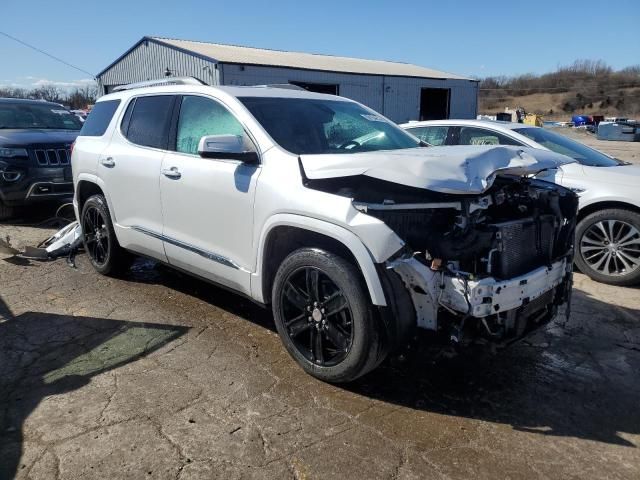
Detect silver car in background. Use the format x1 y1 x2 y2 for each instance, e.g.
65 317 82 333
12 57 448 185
402 120 640 286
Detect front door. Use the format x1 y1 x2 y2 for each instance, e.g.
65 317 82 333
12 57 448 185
159 95 261 296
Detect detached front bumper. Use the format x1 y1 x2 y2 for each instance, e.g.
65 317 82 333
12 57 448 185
388 255 572 343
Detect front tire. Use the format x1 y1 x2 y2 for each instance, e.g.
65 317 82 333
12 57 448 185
272 248 386 383
81 194 131 276
575 208 640 286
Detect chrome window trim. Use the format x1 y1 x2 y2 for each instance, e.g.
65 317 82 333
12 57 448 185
130 225 242 270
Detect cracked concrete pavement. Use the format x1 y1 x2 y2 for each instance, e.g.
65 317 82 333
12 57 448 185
1 214 639 479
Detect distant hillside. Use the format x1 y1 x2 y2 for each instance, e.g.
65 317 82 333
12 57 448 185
479 60 640 120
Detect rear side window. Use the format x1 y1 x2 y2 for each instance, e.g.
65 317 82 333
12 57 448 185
79 100 120 136
407 126 450 146
124 95 174 149
458 127 522 146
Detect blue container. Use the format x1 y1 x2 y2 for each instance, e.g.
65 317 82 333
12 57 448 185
572 115 593 126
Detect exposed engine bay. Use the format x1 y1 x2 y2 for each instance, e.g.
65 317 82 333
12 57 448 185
307 174 579 347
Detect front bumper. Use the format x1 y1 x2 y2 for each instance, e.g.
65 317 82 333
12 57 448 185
389 255 571 335
0 162 73 206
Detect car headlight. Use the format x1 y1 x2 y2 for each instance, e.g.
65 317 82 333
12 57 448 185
0 147 28 158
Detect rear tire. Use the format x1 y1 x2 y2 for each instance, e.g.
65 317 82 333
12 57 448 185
272 248 386 383
81 194 132 276
575 208 640 286
0 200 14 221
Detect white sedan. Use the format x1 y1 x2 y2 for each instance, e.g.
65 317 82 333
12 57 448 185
401 119 640 286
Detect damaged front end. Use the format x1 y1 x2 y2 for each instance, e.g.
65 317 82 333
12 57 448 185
301 147 578 348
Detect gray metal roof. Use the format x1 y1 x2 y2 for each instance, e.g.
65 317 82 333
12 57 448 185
150 37 473 81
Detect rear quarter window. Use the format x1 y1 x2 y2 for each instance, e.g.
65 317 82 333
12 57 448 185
79 100 121 136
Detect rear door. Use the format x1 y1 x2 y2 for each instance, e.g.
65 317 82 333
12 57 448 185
159 94 261 295
98 94 175 261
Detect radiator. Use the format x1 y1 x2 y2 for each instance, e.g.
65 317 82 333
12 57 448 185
491 215 556 279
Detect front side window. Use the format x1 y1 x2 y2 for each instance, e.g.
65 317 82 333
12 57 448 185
124 95 174 149
513 127 623 167
239 97 420 155
176 96 245 155
406 126 450 146
0 102 83 131
458 127 522 146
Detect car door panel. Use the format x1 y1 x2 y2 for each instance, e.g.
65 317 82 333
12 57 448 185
160 154 260 294
99 95 175 262
159 95 260 296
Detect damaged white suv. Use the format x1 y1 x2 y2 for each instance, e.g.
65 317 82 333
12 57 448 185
72 78 578 382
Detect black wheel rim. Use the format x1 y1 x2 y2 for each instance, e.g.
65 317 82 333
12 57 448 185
280 267 354 367
82 206 110 267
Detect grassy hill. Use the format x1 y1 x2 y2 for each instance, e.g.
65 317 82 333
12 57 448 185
479 60 640 120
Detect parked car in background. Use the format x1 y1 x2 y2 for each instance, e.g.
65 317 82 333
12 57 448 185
72 79 577 382
402 119 640 286
0 98 82 219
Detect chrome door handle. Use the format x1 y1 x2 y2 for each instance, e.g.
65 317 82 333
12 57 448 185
100 157 115 168
162 167 181 179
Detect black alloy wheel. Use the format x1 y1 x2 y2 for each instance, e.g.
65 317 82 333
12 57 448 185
82 203 110 268
272 248 386 383
280 266 354 367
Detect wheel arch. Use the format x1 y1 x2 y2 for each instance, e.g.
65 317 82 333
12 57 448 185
253 214 388 307
578 200 640 222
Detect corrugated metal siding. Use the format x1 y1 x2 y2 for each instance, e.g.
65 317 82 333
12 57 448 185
98 40 219 93
97 43 478 122
382 77 478 123
221 64 385 113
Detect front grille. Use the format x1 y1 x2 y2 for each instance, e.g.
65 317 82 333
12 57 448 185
492 215 556 279
33 148 71 166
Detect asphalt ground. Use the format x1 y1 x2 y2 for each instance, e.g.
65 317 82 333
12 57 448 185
1 135 639 480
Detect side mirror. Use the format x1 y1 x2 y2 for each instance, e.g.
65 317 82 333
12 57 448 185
197 134 259 164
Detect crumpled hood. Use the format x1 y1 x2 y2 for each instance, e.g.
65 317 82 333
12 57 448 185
300 146 575 194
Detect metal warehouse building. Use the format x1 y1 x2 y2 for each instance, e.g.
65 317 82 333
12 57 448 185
97 36 479 123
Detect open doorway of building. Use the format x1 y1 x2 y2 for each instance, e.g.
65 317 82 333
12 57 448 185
289 81 339 95
420 88 450 120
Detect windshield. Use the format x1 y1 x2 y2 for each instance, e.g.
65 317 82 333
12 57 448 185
0 102 82 130
513 127 623 167
239 97 421 155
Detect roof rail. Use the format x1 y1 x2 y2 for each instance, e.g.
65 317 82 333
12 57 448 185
113 77 206 92
253 84 307 91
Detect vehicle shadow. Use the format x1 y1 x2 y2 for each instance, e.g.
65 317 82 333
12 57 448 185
0 296 189 480
0 199 74 229
118 258 640 448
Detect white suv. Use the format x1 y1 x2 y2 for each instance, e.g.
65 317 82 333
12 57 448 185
72 78 578 382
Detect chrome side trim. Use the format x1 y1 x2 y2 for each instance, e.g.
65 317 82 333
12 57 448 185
130 225 241 270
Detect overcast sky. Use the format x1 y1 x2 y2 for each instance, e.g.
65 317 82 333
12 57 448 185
1 0 639 90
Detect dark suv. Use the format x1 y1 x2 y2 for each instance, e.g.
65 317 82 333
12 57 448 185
0 98 82 219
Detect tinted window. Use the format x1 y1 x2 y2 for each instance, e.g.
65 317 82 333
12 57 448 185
406 126 450 146
458 127 522 146
79 100 120 136
240 97 420 155
125 95 174 149
176 96 245 154
513 127 623 167
0 102 83 131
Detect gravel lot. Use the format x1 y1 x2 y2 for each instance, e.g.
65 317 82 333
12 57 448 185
1 136 639 480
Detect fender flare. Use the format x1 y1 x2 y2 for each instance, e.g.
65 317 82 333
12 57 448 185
252 213 387 306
